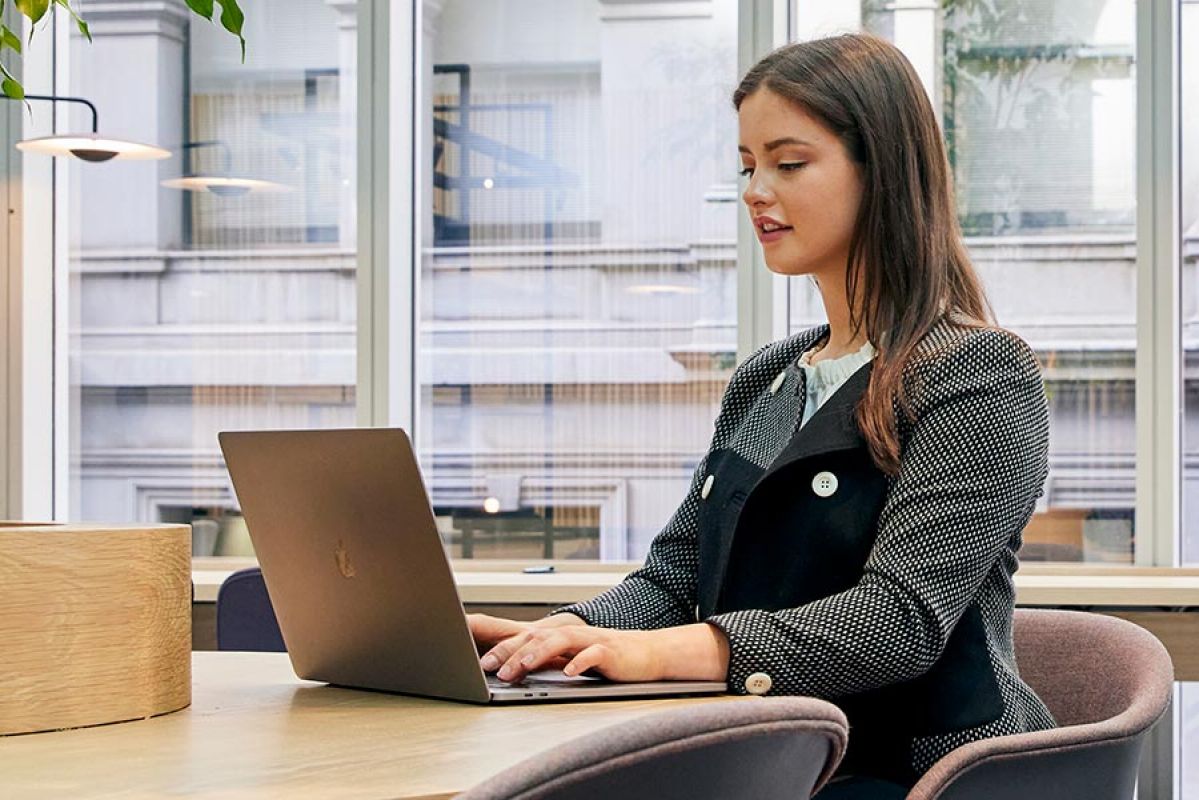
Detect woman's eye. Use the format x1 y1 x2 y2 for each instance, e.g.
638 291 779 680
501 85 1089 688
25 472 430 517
738 166 754 177
779 162 806 171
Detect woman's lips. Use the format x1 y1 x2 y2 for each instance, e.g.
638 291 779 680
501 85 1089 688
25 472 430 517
758 225 792 243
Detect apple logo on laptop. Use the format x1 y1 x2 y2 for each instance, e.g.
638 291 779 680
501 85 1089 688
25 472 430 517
335 539 357 579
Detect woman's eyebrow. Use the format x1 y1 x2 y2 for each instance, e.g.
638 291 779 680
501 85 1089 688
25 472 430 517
737 137 814 154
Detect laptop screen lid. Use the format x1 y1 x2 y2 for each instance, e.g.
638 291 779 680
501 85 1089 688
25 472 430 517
218 428 491 702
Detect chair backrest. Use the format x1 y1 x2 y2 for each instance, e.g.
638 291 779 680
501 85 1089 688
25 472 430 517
1012 609 1173 729
907 609 1174 800
457 696 848 800
215 567 287 652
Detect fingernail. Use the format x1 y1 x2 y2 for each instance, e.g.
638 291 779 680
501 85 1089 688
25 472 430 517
480 654 497 670
520 654 535 667
563 664 576 676
497 665 512 681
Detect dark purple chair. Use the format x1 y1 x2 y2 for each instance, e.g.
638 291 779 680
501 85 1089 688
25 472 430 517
458 697 849 800
215 567 286 652
908 609 1174 799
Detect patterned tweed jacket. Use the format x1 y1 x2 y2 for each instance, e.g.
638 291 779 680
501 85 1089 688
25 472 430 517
557 318 1057 786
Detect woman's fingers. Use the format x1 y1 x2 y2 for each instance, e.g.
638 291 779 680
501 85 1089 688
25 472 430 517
494 629 584 682
479 629 536 673
563 644 610 677
483 628 660 683
496 633 570 681
467 614 529 649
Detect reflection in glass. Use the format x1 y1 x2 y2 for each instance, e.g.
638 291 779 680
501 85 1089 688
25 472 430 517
419 1 740 560
1182 0 1199 565
64 0 358 552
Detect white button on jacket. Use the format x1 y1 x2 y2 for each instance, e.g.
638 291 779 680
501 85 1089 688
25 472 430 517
701 474 715 499
811 471 838 498
745 672 773 695
769 370 786 394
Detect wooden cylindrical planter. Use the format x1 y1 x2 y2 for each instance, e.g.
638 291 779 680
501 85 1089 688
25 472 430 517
0 522 193 736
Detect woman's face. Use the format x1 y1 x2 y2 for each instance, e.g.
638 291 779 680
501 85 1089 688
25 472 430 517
738 88 864 280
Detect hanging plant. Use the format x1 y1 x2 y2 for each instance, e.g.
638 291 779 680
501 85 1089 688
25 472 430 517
0 0 245 101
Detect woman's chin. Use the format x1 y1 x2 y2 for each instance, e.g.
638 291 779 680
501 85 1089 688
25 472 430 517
763 260 813 278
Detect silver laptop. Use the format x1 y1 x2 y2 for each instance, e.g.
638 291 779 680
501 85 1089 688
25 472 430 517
218 427 727 703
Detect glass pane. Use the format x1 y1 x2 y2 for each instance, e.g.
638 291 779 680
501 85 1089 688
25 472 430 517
1178 0 1199 787
63 1 358 555
789 0 1138 563
418 1 740 560
1182 0 1199 565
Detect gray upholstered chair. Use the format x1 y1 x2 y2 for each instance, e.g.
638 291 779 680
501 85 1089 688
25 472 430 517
907 609 1174 800
458 696 849 800
215 567 286 652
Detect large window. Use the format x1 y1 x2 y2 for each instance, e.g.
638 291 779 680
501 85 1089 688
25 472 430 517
1179 0 1197 797
417 0 741 560
59 0 357 555
36 0 1177 568
789 0 1139 564
1181 0 1199 565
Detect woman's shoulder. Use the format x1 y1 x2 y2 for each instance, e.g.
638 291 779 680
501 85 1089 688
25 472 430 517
743 318 1037 371
903 318 1044 408
729 317 1041 399
729 324 828 385
908 317 1039 375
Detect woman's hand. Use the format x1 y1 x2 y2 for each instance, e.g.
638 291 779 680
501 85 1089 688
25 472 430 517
466 612 586 653
466 613 532 652
479 622 731 685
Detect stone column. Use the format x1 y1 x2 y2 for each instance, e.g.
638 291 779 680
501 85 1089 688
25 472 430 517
71 0 188 252
325 0 358 250
597 0 726 245
888 0 940 121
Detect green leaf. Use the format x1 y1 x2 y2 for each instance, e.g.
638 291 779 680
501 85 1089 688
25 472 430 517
14 0 50 24
0 61 24 101
2 76 24 100
52 0 90 42
217 0 245 62
1 25 21 54
185 0 214 20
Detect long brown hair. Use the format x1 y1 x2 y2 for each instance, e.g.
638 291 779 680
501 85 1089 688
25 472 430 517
733 33 994 475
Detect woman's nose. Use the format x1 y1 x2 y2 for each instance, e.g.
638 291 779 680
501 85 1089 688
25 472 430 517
742 174 771 206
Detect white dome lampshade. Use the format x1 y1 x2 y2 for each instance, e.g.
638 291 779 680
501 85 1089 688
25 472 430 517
159 140 290 195
9 94 171 162
161 175 290 196
16 133 170 162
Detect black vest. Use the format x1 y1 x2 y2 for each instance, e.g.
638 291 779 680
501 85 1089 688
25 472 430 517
711 363 1004 786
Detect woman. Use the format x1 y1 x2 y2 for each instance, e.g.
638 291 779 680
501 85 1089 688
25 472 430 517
468 33 1056 796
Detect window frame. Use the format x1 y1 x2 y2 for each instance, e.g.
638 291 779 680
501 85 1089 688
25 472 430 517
358 0 417 433
1 8 68 522
1137 0 1182 567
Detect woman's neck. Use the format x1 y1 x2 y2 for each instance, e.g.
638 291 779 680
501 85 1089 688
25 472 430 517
812 274 870 363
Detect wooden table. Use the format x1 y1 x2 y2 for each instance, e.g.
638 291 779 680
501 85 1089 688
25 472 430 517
1 652 745 799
